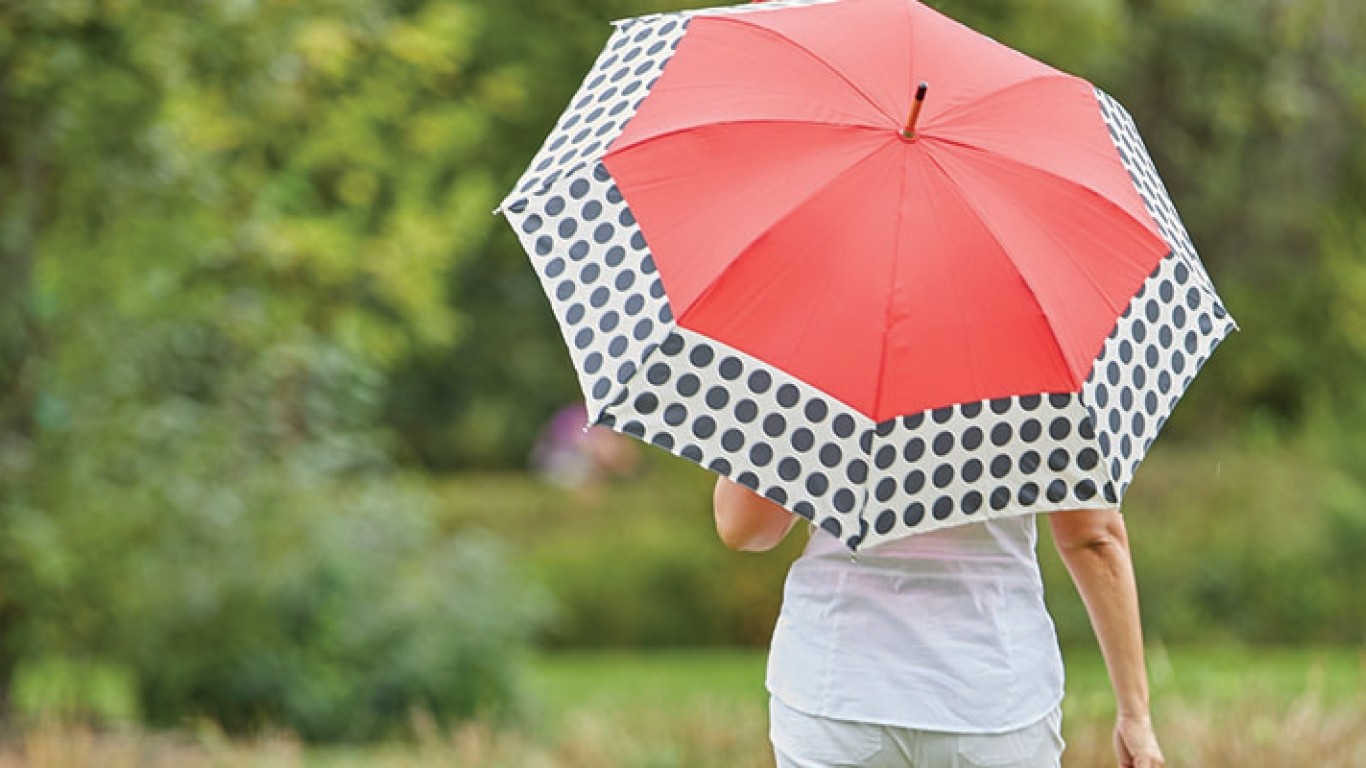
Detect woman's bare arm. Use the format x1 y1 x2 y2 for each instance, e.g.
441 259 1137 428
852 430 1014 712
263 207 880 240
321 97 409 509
713 477 799 551
1049 508 1165 768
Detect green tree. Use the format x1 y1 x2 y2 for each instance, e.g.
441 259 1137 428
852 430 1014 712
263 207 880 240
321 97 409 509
0 0 548 736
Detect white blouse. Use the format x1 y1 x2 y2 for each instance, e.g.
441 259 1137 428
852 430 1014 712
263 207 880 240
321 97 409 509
766 515 1065 733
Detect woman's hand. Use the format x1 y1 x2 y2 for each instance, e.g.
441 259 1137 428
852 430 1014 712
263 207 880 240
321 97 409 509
1114 713 1164 768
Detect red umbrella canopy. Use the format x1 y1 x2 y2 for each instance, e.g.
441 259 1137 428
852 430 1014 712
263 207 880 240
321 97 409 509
602 0 1167 422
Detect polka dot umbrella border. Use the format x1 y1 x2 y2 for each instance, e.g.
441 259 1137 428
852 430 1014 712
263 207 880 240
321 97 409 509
499 0 1236 552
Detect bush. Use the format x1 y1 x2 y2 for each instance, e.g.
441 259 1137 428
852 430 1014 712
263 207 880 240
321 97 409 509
0 327 547 741
435 461 801 649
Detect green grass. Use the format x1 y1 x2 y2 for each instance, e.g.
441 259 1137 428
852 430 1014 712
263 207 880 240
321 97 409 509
526 648 768 720
525 645 1366 729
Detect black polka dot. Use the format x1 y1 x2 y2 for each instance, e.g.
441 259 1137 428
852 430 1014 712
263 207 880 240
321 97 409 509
806 474 829 497
819 444 842 468
692 416 716 439
663 404 687 426
991 423 1013 446
832 414 856 438
990 455 1012 478
847 460 868 484
763 414 786 437
749 443 773 466
961 458 983 483
834 489 857 513
875 511 897 534
1046 480 1068 503
961 491 983 515
718 357 743 380
705 386 730 410
875 445 897 469
961 426 984 450
675 373 700 396
804 399 829 422
904 502 925 526
645 363 671 386
1075 479 1097 500
1049 417 1072 440
721 429 745 451
932 497 954 520
1048 449 1070 471
875 478 897 502
734 399 758 423
990 487 1011 510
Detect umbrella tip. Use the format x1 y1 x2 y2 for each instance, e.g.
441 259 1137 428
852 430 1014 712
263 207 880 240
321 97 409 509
901 82 930 140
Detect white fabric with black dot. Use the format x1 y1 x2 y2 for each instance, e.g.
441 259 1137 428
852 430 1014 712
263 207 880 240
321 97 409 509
503 4 1236 551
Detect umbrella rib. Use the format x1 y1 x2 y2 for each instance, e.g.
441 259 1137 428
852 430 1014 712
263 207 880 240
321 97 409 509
679 139 896 326
606 118 887 157
917 148 1081 387
700 14 898 125
925 74 1063 128
927 132 1158 240
872 150 911 421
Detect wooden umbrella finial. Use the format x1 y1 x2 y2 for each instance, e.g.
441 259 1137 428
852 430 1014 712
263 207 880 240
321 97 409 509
901 82 929 139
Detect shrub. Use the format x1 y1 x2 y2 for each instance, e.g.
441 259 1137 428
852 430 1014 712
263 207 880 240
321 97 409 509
1 330 548 740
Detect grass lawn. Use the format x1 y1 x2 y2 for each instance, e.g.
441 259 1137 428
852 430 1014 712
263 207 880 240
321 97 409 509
520 645 1365 768
527 644 1366 724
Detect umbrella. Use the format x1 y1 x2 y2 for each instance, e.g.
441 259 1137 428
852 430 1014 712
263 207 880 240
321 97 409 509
499 0 1235 551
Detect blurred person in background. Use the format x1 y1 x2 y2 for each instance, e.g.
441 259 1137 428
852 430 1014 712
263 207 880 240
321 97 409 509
531 401 639 500
714 477 1164 768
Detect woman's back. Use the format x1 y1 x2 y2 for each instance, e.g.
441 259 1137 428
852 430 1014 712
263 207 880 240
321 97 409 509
767 516 1064 732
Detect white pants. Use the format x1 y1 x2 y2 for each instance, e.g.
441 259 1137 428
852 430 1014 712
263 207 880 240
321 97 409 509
770 696 1065 768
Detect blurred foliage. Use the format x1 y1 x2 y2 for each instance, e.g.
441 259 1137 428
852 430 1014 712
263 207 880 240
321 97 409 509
433 460 803 648
0 0 1364 739
443 444 1366 648
0 0 548 739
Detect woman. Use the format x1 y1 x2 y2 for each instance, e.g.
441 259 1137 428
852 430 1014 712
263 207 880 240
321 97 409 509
714 476 1165 768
